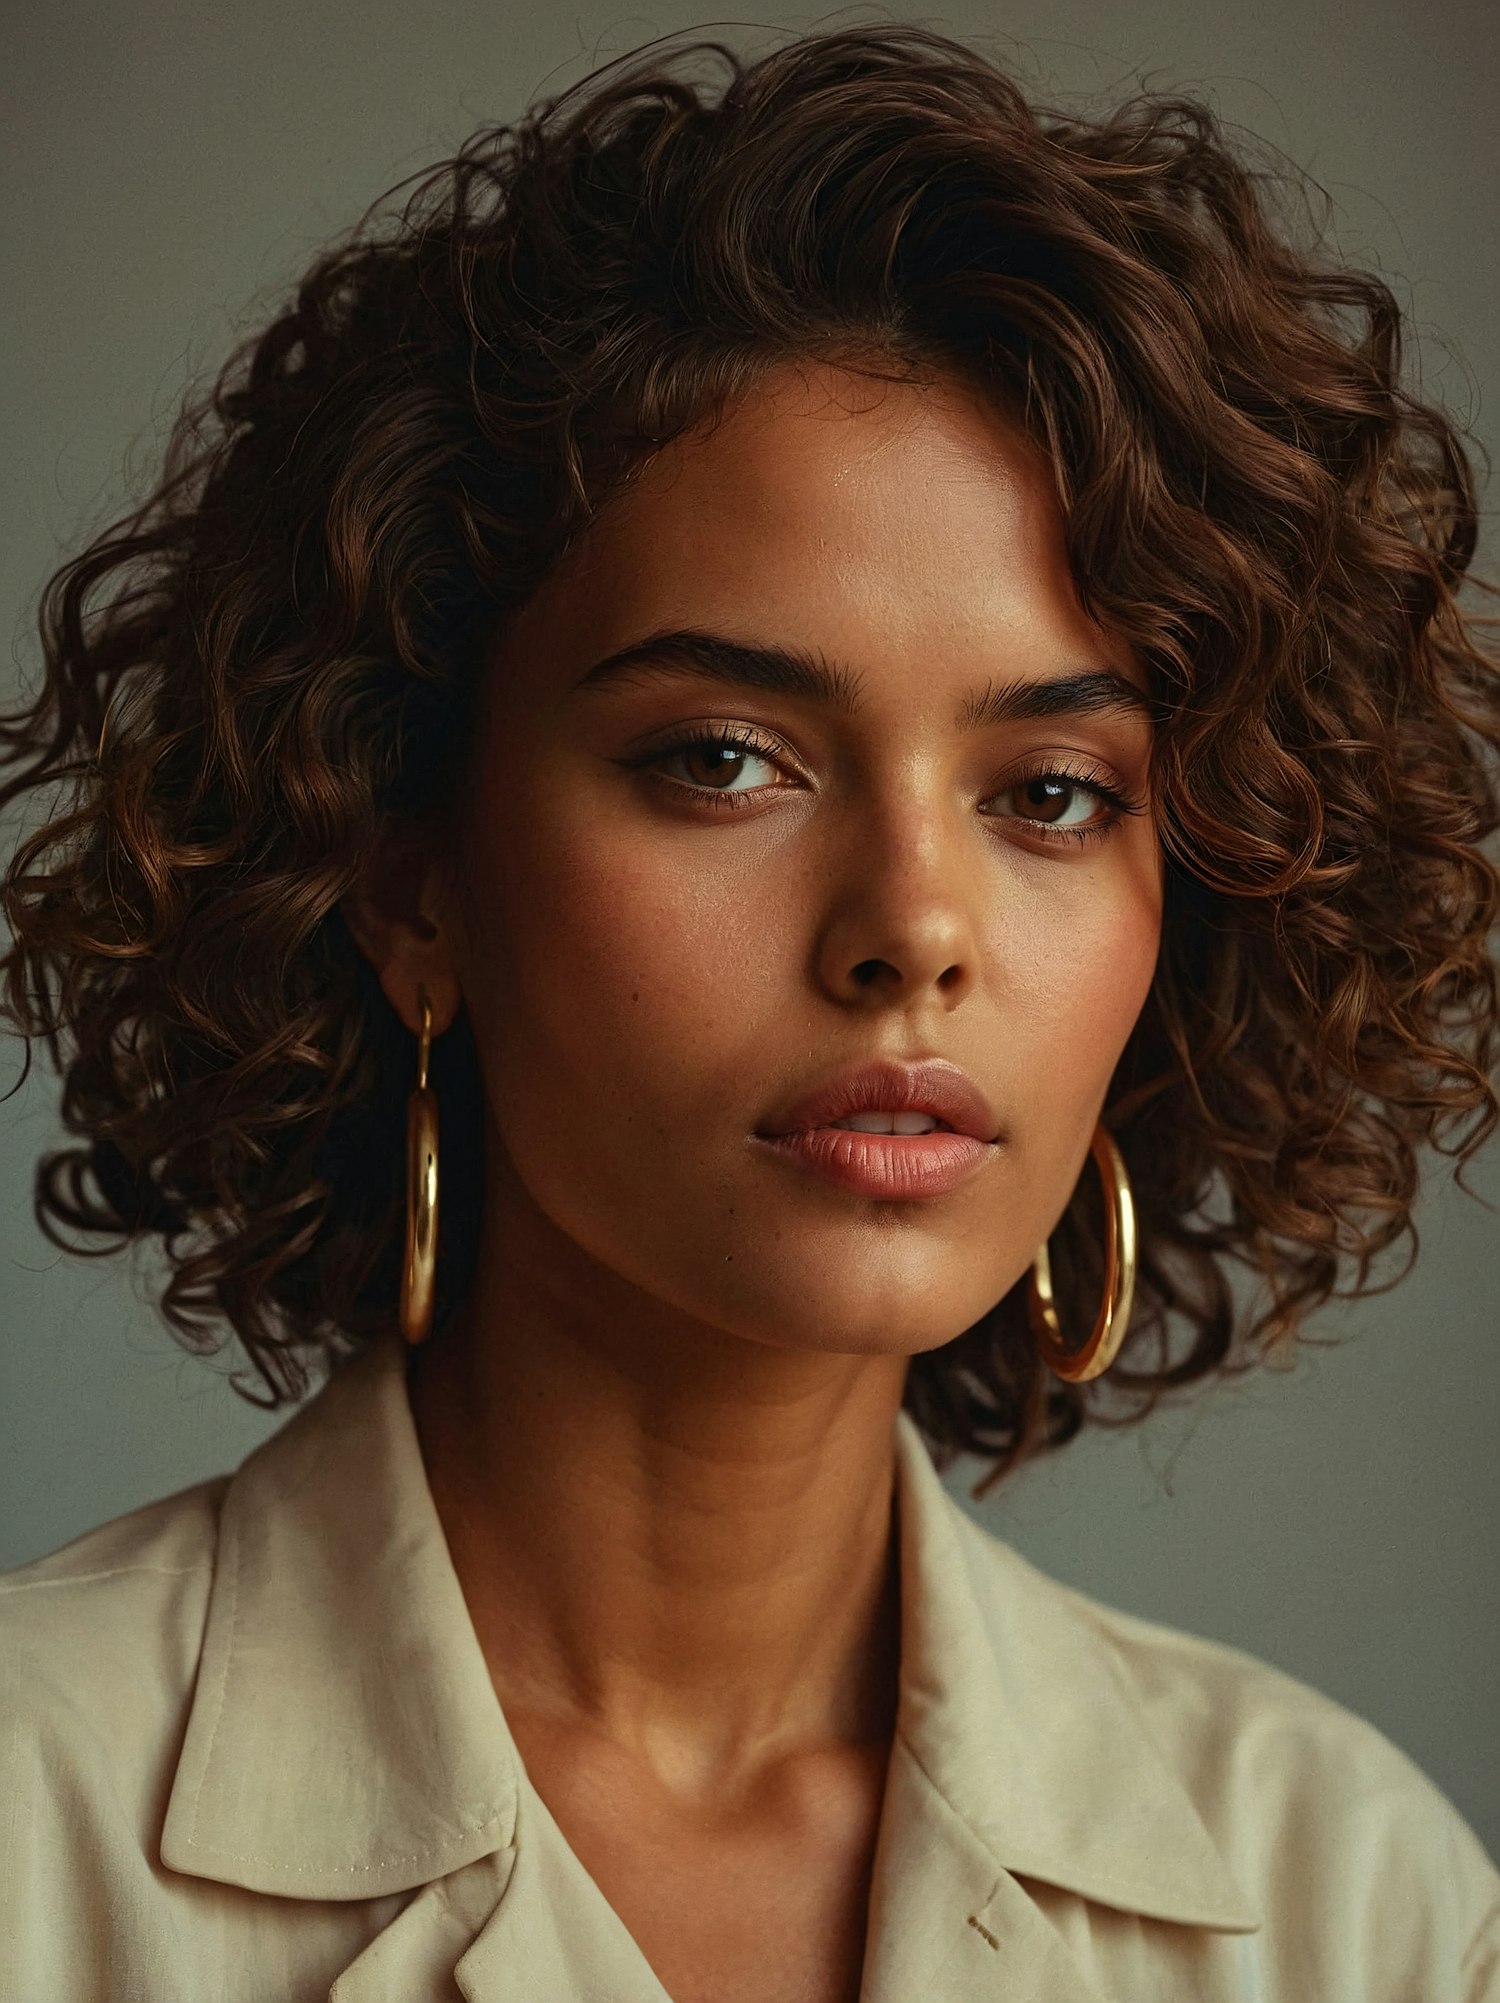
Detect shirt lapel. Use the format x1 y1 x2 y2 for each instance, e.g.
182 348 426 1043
888 1411 1259 1929
450 1778 674 2003
328 1853 518 2002
160 1331 522 1900
860 1734 1107 2003
856 1412 1260 2003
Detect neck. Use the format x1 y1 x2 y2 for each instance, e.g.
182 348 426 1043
406 1195 908 1801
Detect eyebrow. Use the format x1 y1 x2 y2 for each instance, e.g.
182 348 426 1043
573 626 1156 729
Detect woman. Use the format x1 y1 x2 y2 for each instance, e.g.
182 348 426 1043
1 22 1496 2001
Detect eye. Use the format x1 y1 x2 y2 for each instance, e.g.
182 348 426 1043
633 725 792 808
986 766 1138 846
1002 773 1103 827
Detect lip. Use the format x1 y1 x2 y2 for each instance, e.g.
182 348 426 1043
751 1057 1001 1201
756 1057 1001 1144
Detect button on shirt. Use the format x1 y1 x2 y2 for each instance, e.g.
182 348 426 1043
3 1328 1497 2001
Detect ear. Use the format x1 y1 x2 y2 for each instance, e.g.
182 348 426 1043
339 825 464 1039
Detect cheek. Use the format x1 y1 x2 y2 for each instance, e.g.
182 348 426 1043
1033 864 1159 1054
456 799 788 1133
994 839 1163 1159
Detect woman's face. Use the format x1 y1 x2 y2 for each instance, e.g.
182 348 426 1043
443 359 1163 1360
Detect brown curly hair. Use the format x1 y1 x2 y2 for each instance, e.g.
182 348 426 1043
3 23 1497 1488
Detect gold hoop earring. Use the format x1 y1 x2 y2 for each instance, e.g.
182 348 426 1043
400 993 439 1347
1028 1122 1136 1383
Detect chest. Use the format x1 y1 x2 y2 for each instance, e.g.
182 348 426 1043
518 1736 892 2003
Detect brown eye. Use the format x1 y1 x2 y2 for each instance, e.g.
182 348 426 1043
638 726 789 801
1017 776 1077 823
994 774 1105 831
678 741 759 789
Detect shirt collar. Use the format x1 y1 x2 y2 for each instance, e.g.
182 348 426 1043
161 1331 521 1898
161 1328 1257 1935
889 1412 1259 1931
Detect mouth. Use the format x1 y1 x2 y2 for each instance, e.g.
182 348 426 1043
752 1056 1000 1200
756 1056 1001 1147
750 1119 994 1200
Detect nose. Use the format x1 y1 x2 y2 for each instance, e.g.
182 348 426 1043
813 787 982 1010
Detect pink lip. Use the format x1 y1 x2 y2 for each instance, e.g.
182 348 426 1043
757 1056 1001 1144
752 1125 992 1198
751 1055 1000 1199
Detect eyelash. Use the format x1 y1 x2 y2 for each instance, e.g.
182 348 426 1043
630 725 1145 847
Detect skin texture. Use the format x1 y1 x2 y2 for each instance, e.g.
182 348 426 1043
341 359 1163 2003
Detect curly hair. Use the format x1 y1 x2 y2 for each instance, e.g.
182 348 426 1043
3 22 1497 1488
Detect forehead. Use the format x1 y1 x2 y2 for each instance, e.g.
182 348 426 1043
494 358 1125 697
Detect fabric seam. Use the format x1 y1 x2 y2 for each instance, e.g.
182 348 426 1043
0 1564 206 1595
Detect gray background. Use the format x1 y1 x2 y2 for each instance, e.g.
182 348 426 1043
3 0 1497 1856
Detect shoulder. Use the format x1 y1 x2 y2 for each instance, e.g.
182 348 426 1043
1053 1557 1487 1859
947 1496 1484 1835
1 1479 228 1863
949 1502 1500 1988
1 1475 226 1698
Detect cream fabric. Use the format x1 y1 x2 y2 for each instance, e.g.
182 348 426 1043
3 1327 1496 2002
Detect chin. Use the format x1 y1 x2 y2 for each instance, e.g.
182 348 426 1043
718 1284 993 1362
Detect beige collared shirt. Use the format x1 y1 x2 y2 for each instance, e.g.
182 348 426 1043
3 1328 1496 2002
